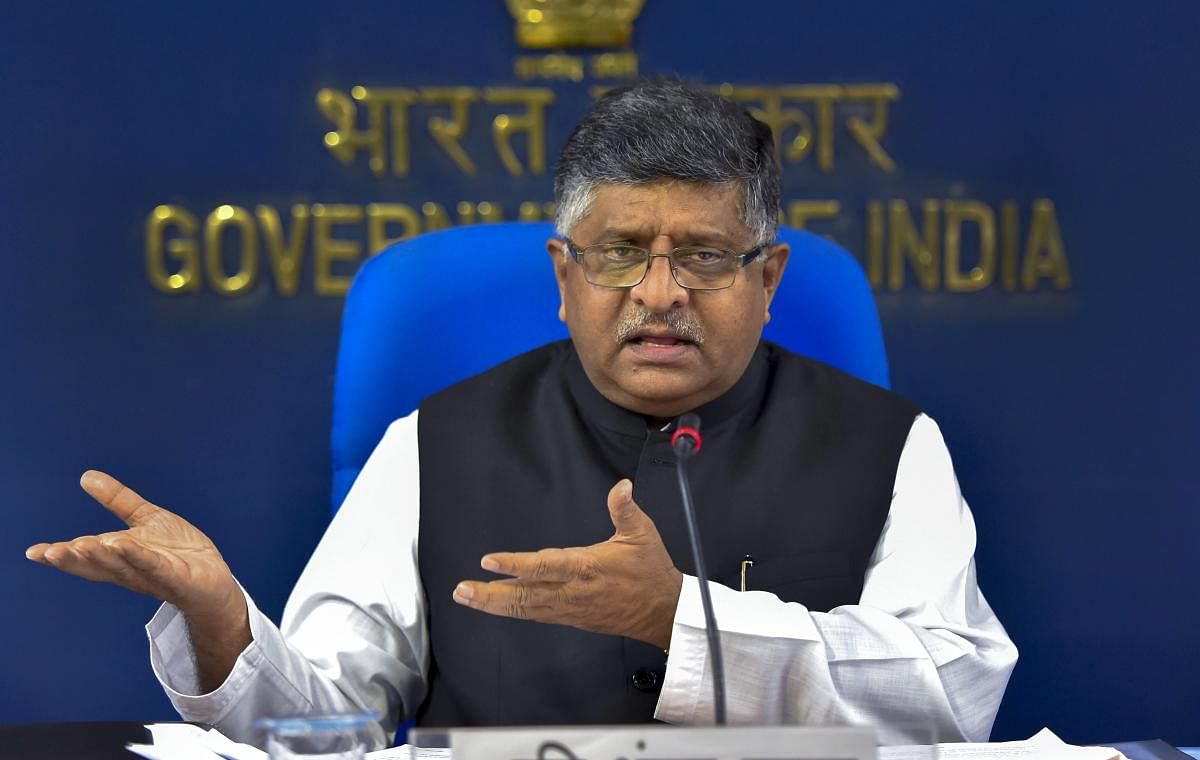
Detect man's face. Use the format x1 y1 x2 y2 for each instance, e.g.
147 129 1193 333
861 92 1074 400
548 180 789 420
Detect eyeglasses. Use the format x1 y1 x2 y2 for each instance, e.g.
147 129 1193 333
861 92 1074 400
563 238 765 291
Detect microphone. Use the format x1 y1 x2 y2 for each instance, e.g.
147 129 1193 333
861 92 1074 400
670 413 727 725
670 413 702 457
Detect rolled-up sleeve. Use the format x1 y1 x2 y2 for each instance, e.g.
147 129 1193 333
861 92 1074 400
654 413 1018 743
146 412 427 749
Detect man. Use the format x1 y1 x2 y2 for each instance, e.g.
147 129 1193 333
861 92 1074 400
26 81 1016 748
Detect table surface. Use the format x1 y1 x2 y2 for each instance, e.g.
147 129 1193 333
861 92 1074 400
0 722 151 760
0 722 1196 760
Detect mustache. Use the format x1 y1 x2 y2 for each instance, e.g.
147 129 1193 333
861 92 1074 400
614 309 705 346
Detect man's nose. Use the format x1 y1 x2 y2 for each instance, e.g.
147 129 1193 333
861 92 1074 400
630 254 690 312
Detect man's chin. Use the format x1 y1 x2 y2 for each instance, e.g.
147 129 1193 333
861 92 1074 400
606 374 713 420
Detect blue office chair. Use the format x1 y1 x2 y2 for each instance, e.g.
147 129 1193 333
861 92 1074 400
330 222 890 512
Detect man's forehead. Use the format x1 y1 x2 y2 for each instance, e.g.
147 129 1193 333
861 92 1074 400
592 178 738 205
579 180 751 244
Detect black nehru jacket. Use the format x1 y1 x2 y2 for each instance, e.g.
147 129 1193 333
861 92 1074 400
415 340 920 726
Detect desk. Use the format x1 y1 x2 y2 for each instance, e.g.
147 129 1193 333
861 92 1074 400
1111 742 1200 760
0 722 150 760
0 723 1195 760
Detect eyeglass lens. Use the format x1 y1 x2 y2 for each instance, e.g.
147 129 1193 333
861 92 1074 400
580 245 738 289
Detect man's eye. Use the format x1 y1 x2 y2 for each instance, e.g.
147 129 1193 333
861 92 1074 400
602 245 643 261
678 249 726 266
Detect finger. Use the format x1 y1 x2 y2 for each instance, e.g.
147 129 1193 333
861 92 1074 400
79 470 159 527
481 547 588 582
452 579 561 620
36 536 134 585
103 534 170 577
26 533 161 576
77 535 150 589
607 479 651 537
36 537 93 568
97 535 178 596
31 534 172 598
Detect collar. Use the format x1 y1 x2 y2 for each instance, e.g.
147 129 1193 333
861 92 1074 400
563 340 769 439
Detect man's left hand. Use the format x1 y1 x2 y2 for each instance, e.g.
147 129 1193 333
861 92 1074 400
453 479 683 649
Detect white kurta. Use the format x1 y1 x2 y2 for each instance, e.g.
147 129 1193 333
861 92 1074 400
146 411 1017 749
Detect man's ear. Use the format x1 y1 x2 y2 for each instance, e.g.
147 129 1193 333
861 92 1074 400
546 238 569 323
760 242 789 325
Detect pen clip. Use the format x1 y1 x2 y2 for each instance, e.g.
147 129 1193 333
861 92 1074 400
739 554 755 592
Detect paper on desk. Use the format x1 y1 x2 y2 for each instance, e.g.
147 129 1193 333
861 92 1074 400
127 723 267 760
879 728 1127 760
366 746 454 760
128 724 450 760
200 727 269 760
126 744 216 760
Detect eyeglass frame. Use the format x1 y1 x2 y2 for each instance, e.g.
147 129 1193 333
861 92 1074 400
561 237 767 291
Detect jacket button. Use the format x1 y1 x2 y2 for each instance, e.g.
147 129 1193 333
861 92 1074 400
631 668 660 692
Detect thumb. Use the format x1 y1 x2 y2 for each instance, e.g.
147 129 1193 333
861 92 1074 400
80 470 159 527
607 479 651 538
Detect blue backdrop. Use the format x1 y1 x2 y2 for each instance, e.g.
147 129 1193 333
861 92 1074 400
1 0 1197 746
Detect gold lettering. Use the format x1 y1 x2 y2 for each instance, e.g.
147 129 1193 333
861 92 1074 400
138 193 1072 297
519 201 542 222
1022 199 1071 290
451 201 506 226
421 202 453 232
422 201 513 229
312 204 363 296
786 200 841 232
317 86 416 176
484 87 554 175
145 205 201 293
943 200 995 292
589 52 638 79
841 84 900 173
866 201 884 289
888 200 940 291
366 203 421 255
724 84 898 173
780 86 840 172
1001 201 1019 291
204 205 259 295
421 88 479 175
514 57 535 80
317 88 382 174
519 201 557 222
722 85 816 164
514 54 585 82
455 201 477 225
474 202 504 223
255 205 309 296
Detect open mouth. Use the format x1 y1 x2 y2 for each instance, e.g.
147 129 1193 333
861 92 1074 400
623 333 697 362
628 334 692 347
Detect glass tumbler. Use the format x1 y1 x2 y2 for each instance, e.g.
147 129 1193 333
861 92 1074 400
255 712 379 760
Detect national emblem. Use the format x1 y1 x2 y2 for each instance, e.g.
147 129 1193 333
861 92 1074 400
505 0 645 49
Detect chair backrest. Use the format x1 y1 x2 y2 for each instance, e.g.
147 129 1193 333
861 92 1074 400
330 222 889 511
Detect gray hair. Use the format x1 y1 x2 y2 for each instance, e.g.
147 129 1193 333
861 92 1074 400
553 80 780 246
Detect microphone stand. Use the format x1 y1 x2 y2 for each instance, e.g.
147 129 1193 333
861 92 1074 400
671 414 727 725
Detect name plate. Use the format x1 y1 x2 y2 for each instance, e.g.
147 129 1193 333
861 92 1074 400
410 725 876 760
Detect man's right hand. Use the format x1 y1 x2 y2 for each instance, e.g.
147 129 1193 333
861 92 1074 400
25 470 250 692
